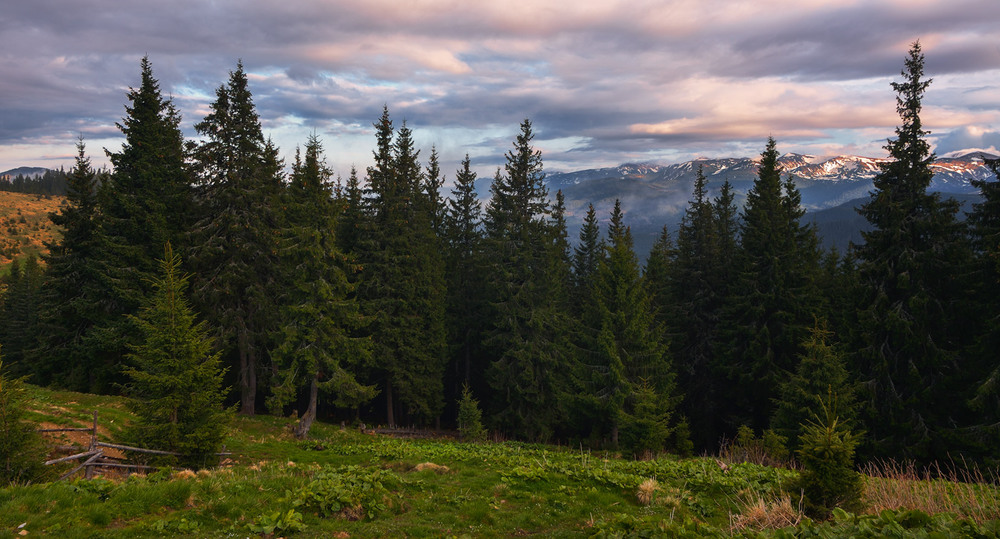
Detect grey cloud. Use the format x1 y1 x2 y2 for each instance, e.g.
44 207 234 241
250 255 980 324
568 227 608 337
934 126 1000 155
2 0 998 172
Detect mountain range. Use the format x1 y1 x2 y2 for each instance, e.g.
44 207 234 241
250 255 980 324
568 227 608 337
5 151 997 258
546 151 997 257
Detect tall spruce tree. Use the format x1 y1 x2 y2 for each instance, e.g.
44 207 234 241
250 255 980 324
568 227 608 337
82 56 192 393
358 111 447 427
443 155 487 404
189 61 284 415
483 119 567 440
724 137 821 433
853 42 971 460
572 203 603 314
337 166 364 256
269 135 376 438
423 145 446 237
966 159 1000 458
590 200 676 451
35 141 106 387
671 166 731 450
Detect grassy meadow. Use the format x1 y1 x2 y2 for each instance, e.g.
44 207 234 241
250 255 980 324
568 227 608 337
0 191 64 274
2 386 999 538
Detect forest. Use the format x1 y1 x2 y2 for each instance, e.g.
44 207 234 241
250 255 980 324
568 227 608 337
1 42 998 470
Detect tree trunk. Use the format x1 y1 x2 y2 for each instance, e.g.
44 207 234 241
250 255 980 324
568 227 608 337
386 377 395 428
294 373 319 439
238 328 256 415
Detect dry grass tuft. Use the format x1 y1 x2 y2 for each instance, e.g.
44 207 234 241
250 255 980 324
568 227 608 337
637 478 659 506
414 462 450 473
862 459 1000 524
172 469 197 480
730 491 802 532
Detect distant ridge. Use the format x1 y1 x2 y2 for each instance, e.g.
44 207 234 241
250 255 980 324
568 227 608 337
1 166 50 180
546 151 997 257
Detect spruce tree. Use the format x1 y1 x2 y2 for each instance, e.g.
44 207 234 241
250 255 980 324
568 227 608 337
724 138 821 433
671 166 729 450
643 225 674 327
771 321 856 452
337 166 365 256
0 256 42 379
483 119 566 440
189 61 284 415
357 111 447 426
966 159 1000 458
853 42 971 460
269 135 376 438
423 145 447 237
590 201 676 452
122 245 230 469
571 203 603 314
443 155 487 403
82 56 191 393
35 140 106 388
0 354 47 484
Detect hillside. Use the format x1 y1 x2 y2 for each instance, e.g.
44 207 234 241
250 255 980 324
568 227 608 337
0 190 64 272
2 386 998 537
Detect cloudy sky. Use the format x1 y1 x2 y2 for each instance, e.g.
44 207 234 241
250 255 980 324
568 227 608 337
3 0 1000 179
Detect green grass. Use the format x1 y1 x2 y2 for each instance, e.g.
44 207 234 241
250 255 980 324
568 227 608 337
2 386 999 538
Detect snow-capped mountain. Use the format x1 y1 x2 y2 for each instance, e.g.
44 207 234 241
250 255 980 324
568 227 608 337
546 151 996 257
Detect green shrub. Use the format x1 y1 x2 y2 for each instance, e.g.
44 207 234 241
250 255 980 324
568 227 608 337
457 384 486 442
619 380 672 458
722 425 789 466
793 391 863 518
291 465 401 521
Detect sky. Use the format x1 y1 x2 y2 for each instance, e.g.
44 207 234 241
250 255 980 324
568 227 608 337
3 0 1000 181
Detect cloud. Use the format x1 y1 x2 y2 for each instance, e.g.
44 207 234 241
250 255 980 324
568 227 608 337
934 125 1000 155
1 0 999 176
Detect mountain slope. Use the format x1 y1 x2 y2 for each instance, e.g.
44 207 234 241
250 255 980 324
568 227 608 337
547 151 995 257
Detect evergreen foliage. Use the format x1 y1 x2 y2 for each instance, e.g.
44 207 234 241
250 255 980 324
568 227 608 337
423 145 446 238
483 119 568 441
724 137 822 432
443 155 488 406
269 135 376 439
336 166 365 256
457 384 486 442
122 245 230 469
772 321 856 451
5 48 1000 465
793 391 864 519
669 167 732 450
71 57 191 394
357 110 447 427
0 256 42 379
853 42 972 460
571 203 603 314
590 200 677 452
0 355 47 485
966 159 1000 458
35 140 106 388
0 169 68 196
188 61 284 415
